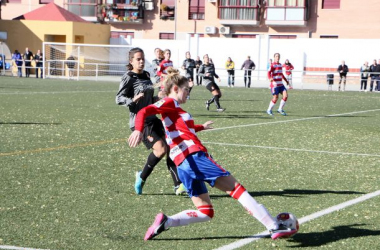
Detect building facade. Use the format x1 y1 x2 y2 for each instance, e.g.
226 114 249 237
1 0 380 40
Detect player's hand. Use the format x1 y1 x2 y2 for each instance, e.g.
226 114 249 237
203 121 214 130
128 130 143 147
133 93 144 103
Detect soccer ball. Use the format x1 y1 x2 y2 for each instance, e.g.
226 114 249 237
276 212 299 233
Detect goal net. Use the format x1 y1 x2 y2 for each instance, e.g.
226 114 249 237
42 42 133 81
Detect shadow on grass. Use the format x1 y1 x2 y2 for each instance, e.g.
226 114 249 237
194 113 272 119
0 122 62 125
153 234 261 241
209 189 365 199
289 224 380 247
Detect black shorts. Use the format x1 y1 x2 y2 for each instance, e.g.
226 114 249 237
132 118 165 149
186 73 194 82
206 82 220 92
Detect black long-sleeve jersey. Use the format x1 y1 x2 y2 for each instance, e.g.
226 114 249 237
182 58 196 78
198 63 219 86
115 70 158 129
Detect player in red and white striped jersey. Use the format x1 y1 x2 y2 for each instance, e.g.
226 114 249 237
267 53 289 116
128 68 297 241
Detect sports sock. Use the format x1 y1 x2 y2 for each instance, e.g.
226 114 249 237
279 99 286 111
230 184 277 230
214 95 221 109
140 152 161 181
167 157 182 187
268 100 276 111
207 96 215 104
165 205 213 229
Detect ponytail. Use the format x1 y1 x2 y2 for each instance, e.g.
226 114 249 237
161 67 188 96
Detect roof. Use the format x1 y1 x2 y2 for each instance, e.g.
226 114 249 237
13 3 88 23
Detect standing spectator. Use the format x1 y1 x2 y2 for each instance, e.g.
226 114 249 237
23 47 33 77
337 61 349 91
369 59 378 92
195 56 202 86
283 59 294 89
225 57 235 87
152 48 163 84
241 56 255 88
34 50 43 78
374 59 380 91
360 61 370 92
66 55 76 78
12 50 23 77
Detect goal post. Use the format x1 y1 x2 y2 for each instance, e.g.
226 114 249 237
42 42 133 81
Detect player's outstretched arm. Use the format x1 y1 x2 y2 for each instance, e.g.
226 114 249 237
128 130 143 147
203 121 214 130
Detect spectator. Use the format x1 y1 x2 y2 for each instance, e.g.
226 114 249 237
337 60 348 91
34 50 43 78
374 59 380 91
0 54 4 73
225 57 235 87
369 59 377 92
12 50 23 77
360 61 370 92
241 56 255 88
66 55 76 78
195 56 202 86
283 59 294 89
24 47 33 77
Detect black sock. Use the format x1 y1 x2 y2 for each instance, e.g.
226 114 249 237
189 87 193 93
214 95 221 109
140 152 162 181
167 157 182 187
207 96 215 104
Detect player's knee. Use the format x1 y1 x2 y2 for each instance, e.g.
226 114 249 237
283 97 288 102
198 205 214 219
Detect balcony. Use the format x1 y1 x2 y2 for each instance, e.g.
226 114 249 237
101 2 144 24
265 6 307 26
160 4 175 20
218 5 259 26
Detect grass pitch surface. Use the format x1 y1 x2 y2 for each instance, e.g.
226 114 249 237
1 77 380 250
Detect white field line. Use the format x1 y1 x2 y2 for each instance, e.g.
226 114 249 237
0 90 115 95
205 109 380 132
0 246 50 250
203 141 380 158
214 189 380 250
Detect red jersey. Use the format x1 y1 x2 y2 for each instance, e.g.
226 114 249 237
134 97 207 166
268 62 286 88
157 60 173 78
283 63 294 75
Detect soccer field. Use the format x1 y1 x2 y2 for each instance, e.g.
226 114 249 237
1 77 380 250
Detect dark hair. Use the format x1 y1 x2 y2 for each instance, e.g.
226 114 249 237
274 53 280 57
162 67 188 96
127 47 144 71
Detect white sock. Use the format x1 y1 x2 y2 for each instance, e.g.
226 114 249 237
268 100 275 111
279 99 286 111
165 210 211 229
237 191 277 230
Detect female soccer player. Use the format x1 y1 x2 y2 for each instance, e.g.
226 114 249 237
267 53 289 116
157 49 174 98
181 51 196 98
152 48 163 84
116 47 186 196
198 54 225 112
283 59 294 89
128 68 297 241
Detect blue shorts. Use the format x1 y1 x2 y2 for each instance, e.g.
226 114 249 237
271 85 287 95
177 151 230 198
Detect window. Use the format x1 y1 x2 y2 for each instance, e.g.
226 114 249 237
232 34 256 38
159 33 174 40
111 31 135 38
219 0 259 20
190 34 205 37
7 0 22 3
189 0 205 20
322 0 340 9
160 0 175 19
320 35 338 39
270 35 297 39
268 0 304 7
66 0 97 17
39 0 54 4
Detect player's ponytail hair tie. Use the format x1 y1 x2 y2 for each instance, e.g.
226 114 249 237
162 67 188 96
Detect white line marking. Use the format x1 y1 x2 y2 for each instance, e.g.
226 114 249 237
205 109 380 132
0 245 50 250
214 189 380 250
203 142 380 158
